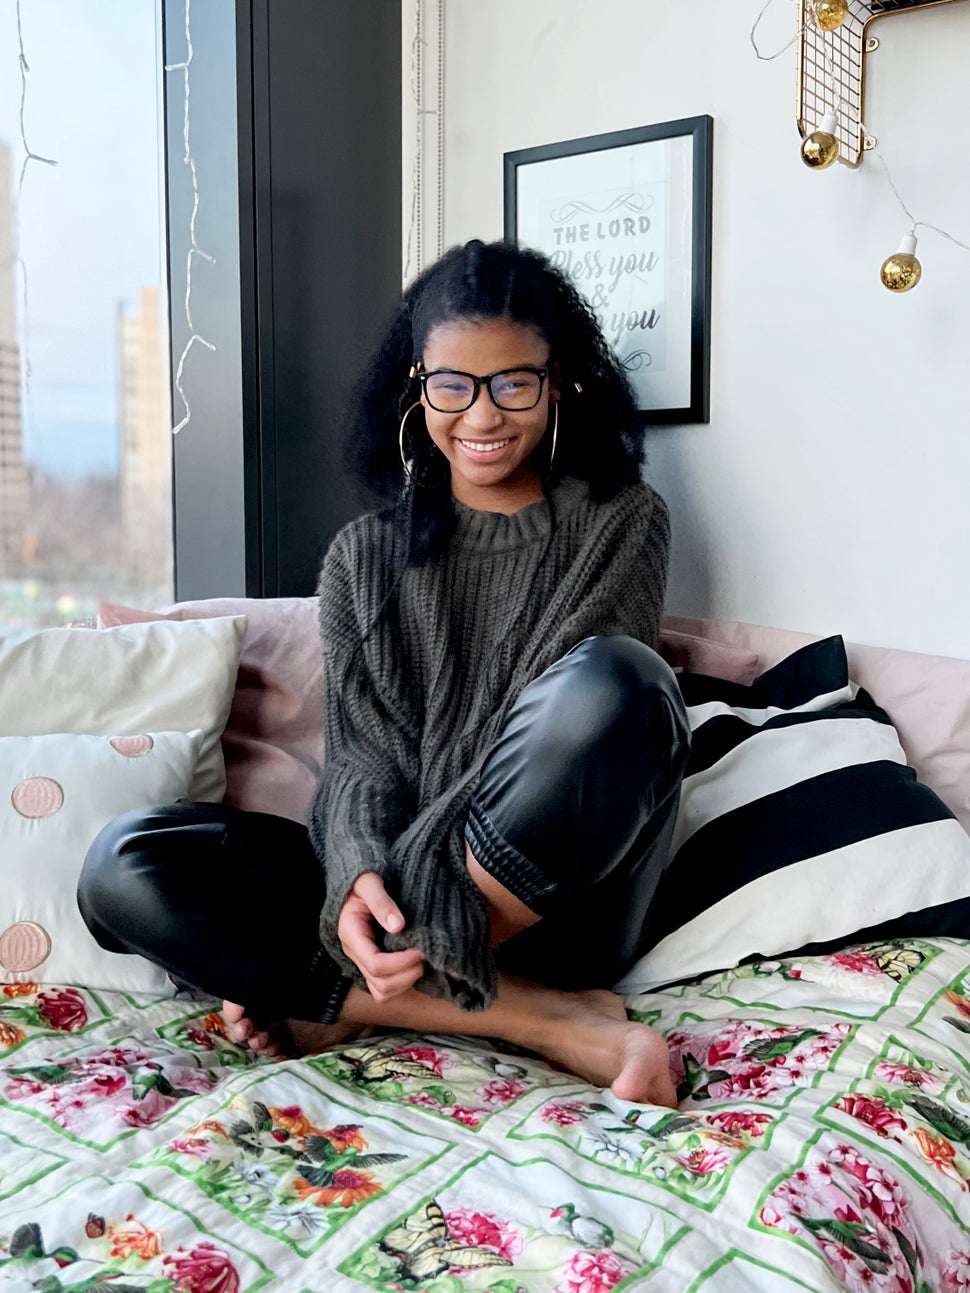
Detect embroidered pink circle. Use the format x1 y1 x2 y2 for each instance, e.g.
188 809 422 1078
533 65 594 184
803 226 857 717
11 777 63 818
109 734 154 758
0 921 51 973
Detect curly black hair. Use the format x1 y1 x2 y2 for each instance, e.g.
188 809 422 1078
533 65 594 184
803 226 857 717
347 238 646 561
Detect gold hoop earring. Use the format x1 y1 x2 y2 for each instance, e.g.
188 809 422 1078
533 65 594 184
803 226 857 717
545 402 559 480
398 401 449 488
398 402 422 481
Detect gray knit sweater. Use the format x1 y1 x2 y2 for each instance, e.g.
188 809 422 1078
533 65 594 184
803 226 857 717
309 476 670 1010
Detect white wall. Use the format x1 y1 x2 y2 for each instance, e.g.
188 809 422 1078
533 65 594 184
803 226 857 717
406 0 970 658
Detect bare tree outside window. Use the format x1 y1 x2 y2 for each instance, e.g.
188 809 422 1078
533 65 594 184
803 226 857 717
0 2 173 629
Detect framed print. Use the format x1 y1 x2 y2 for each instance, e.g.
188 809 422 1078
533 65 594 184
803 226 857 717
504 116 713 425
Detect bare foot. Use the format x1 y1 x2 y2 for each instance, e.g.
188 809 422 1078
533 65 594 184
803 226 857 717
222 1000 369 1058
286 1017 373 1054
532 989 677 1108
222 1000 286 1057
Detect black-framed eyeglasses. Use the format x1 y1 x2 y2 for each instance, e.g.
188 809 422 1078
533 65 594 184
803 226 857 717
417 366 548 413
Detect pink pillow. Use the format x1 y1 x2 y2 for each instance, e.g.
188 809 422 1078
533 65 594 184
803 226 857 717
92 600 761 824
98 598 323 823
657 627 760 685
99 596 970 844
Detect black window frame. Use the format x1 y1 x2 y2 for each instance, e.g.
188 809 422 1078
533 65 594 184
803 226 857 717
161 0 402 600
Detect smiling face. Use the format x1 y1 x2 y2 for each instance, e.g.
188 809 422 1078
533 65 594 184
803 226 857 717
418 316 558 513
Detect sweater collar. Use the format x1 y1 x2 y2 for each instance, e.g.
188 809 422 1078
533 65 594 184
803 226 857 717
450 477 590 554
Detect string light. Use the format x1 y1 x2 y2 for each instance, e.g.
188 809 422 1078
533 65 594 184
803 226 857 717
750 1 970 290
800 9 848 169
812 0 848 32
750 0 848 164
164 0 215 435
13 0 58 385
801 111 840 168
750 0 805 60
880 234 922 292
873 147 970 292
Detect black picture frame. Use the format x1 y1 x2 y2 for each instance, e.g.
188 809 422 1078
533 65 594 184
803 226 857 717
504 115 713 426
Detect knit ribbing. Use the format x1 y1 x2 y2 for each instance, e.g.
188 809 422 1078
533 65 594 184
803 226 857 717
450 476 590 553
309 476 670 1010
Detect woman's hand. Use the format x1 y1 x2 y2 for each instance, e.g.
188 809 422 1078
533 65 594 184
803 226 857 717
337 872 424 1003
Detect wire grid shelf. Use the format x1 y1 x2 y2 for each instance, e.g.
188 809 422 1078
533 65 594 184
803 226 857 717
797 0 968 166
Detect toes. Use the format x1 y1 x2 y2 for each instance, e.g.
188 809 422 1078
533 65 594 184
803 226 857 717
224 1010 285 1053
233 1020 291 1059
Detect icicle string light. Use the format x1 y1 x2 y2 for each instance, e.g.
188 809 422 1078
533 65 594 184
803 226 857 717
164 0 215 435
15 0 56 191
14 0 58 384
404 0 444 283
435 0 444 261
404 11 423 282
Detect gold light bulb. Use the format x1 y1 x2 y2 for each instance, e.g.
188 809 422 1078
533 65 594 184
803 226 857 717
813 0 849 31
801 112 839 170
880 233 922 292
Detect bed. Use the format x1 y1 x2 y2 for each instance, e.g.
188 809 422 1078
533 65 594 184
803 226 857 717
1 600 968 1291
2 937 969 1291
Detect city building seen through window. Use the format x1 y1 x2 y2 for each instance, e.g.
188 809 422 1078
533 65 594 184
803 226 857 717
0 1 173 628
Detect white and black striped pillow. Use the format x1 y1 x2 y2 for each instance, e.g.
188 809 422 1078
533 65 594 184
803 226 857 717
616 636 970 993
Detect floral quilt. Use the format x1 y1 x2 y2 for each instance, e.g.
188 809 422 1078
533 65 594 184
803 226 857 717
1 937 969 1292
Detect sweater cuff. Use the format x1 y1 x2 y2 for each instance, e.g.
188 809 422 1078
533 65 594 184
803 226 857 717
386 860 497 1012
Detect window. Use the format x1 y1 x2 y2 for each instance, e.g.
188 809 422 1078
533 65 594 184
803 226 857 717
0 1 173 628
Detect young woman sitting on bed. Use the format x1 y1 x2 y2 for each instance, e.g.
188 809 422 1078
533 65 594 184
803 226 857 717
79 239 690 1109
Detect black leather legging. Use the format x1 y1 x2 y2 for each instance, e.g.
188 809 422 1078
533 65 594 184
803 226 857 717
78 635 690 1023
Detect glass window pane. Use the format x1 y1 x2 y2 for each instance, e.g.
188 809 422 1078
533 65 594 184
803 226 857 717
0 1 172 628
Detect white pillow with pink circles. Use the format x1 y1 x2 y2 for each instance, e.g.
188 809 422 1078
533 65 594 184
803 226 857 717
1 729 202 994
